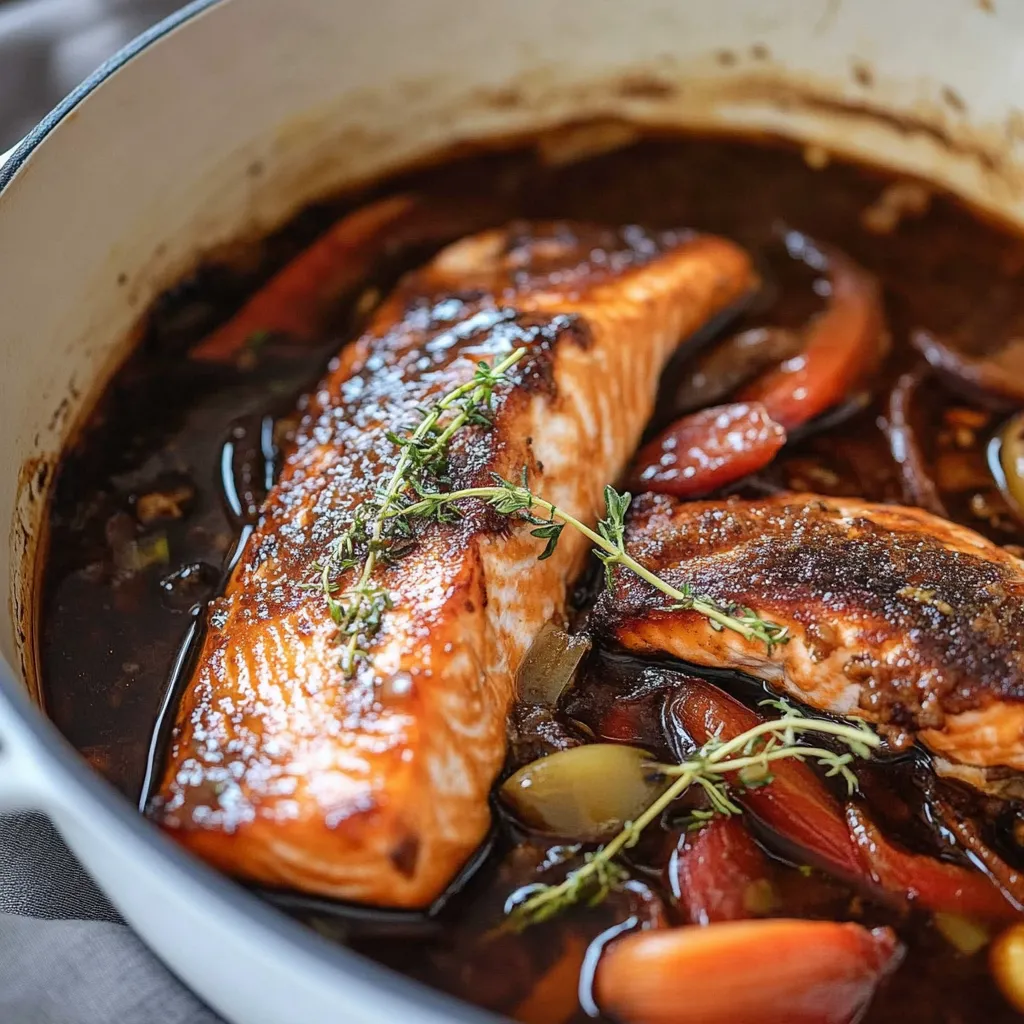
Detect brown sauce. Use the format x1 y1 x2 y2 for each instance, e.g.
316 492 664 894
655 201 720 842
39 132 1024 1022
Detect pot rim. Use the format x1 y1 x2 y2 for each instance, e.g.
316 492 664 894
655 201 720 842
0 2 494 1020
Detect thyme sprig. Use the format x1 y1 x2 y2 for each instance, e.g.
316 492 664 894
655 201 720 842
315 347 527 675
395 475 790 650
504 701 880 931
317 340 789 675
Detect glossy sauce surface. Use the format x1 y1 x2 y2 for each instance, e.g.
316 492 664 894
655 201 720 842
40 133 1024 1022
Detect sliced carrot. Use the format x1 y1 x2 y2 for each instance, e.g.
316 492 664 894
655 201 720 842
191 194 417 362
669 816 773 924
667 684 862 879
512 933 586 1024
846 805 1020 922
668 680 1019 920
738 238 887 429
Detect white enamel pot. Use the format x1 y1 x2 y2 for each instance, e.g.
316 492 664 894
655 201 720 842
4 1 1024 1021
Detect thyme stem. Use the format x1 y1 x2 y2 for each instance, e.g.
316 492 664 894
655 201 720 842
504 703 879 931
319 347 527 675
394 482 789 649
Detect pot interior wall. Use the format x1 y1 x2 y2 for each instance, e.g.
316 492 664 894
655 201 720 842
3 0 1024 699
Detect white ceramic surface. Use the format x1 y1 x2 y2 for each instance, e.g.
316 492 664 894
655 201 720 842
3 0 1024 1020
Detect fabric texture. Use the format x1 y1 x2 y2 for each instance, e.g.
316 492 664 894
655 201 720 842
0 813 222 1024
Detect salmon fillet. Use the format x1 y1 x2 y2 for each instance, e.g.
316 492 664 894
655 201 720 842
149 221 755 906
593 494 1024 791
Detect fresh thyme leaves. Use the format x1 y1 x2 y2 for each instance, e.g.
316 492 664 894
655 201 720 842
397 476 790 650
315 347 528 675
504 701 880 931
316 338 787 674
508 856 629 929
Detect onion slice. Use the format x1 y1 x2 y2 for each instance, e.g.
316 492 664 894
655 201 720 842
515 622 591 706
911 328 1024 411
884 368 948 517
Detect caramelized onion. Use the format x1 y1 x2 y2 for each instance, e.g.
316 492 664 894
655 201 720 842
991 410 1024 522
911 328 1024 410
595 920 903 1024
671 327 803 415
515 623 591 706
884 369 948 517
500 745 662 841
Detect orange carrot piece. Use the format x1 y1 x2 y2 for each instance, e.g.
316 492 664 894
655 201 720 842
668 683 862 879
669 817 772 924
191 194 417 362
512 934 586 1024
846 805 1021 923
738 237 887 429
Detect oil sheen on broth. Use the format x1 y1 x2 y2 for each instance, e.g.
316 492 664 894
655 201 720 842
39 132 1024 1023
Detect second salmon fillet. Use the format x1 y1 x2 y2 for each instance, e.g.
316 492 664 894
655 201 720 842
594 493 1024 795
150 220 755 906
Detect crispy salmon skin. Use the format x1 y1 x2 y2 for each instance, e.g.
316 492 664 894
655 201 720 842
150 220 755 906
594 493 1024 786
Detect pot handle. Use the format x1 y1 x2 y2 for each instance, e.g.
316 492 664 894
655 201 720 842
0 683 53 813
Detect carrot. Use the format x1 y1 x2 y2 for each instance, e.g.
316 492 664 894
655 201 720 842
512 934 586 1024
847 805 1022 923
190 194 417 362
739 237 887 429
668 683 862 879
669 817 773 924
669 680 1021 920
627 403 786 497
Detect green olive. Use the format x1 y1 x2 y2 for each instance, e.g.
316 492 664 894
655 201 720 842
500 744 663 841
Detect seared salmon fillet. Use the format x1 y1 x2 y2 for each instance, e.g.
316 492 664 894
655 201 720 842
150 221 755 906
593 494 1024 789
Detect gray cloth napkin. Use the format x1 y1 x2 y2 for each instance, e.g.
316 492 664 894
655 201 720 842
0 813 222 1024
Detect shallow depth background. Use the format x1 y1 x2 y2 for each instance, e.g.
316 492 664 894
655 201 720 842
0 0 186 149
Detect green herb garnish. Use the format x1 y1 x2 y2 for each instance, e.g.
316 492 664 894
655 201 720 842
315 345 788 676
315 347 528 675
504 700 879 931
397 476 789 650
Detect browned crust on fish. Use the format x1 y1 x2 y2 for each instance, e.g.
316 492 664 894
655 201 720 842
150 221 756 905
594 493 1024 768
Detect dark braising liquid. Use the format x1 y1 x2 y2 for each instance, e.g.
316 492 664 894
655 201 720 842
39 133 1024 1022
